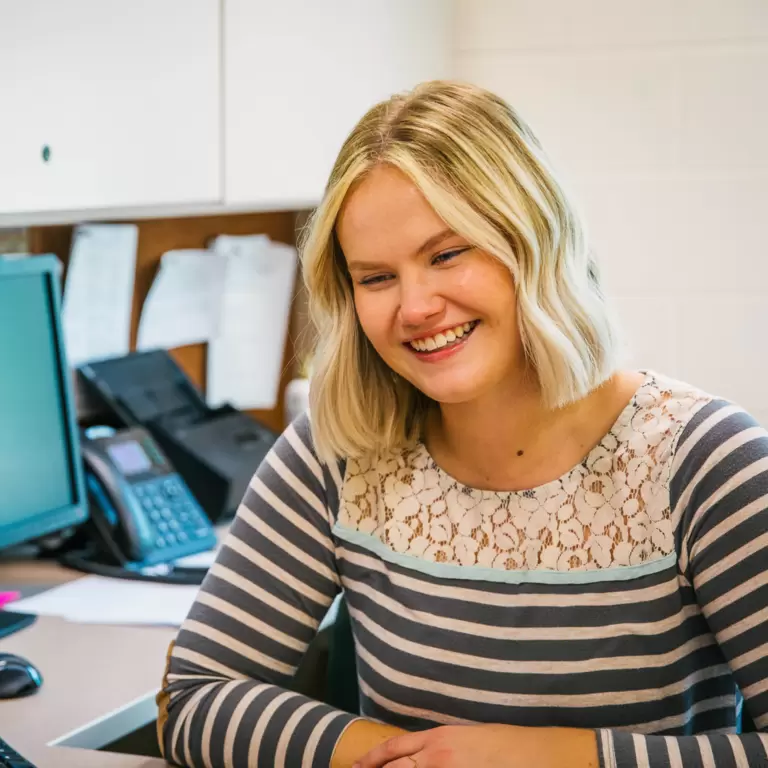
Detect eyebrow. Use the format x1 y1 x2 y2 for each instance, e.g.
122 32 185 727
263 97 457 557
346 227 456 271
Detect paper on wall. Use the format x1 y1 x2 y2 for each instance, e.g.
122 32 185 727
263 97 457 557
137 249 225 351
62 224 138 366
206 235 297 410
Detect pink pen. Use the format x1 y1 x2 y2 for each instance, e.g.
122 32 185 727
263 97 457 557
0 591 20 609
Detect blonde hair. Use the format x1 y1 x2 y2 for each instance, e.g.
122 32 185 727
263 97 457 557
300 80 619 463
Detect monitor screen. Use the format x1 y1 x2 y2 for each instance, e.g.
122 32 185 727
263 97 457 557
0 256 86 550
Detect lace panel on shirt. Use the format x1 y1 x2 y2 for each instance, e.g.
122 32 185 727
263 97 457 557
337 376 710 571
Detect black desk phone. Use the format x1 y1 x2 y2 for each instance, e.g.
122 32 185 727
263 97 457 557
80 425 217 567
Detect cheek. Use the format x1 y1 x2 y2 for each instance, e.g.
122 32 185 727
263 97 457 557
354 291 395 348
448 262 514 309
446 260 476 287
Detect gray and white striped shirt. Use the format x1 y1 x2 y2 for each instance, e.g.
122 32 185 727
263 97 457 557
159 371 768 767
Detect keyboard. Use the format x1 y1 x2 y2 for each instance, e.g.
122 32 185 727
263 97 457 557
0 737 36 767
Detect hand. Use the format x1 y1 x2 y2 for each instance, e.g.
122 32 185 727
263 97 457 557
352 724 599 768
352 724 528 768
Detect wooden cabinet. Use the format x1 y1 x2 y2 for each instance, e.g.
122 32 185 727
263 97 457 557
0 0 220 216
223 0 453 209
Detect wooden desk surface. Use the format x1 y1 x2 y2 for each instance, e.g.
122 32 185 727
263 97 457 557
0 559 175 767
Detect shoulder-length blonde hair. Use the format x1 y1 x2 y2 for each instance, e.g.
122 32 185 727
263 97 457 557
300 80 619 463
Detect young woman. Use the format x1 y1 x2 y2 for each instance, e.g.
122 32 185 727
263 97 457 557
157 81 768 768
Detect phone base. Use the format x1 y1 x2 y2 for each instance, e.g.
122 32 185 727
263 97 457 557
58 548 208 586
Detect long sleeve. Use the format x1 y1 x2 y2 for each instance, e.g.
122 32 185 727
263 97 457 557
597 400 768 767
157 413 360 767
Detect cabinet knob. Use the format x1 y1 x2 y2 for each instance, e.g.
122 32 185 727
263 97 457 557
41 145 51 163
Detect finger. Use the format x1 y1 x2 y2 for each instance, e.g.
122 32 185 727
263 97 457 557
354 733 427 768
383 756 425 768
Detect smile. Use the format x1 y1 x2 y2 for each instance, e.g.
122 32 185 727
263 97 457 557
406 320 480 355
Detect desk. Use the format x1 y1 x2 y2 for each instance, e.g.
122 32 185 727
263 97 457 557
0 559 173 767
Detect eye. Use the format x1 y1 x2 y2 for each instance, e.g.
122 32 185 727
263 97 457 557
359 273 393 287
432 247 469 266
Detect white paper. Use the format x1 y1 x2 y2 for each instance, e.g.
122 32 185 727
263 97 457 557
13 575 345 634
11 576 200 627
206 235 297 410
172 548 217 569
137 249 225 351
62 224 138 366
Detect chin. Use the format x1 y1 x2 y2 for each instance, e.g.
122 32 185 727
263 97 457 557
412 379 484 405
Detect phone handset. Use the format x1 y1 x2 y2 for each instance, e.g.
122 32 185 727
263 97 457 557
81 438 155 562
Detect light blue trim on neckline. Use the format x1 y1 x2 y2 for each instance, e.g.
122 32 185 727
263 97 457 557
332 522 677 585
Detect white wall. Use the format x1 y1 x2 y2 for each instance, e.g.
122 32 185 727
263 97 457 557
455 0 768 424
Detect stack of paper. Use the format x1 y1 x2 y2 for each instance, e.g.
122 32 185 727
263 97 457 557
11 574 341 632
11 576 200 627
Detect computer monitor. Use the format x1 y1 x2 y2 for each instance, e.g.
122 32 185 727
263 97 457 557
0 255 87 552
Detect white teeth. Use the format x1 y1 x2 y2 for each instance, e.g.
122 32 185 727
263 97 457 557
409 321 476 352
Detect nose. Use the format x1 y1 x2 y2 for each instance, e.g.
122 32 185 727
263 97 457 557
398 272 444 328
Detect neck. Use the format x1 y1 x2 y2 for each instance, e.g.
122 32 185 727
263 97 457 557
428 365 554 471
425 369 641 491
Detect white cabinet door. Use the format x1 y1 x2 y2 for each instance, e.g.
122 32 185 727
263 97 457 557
0 0 220 215
224 0 453 209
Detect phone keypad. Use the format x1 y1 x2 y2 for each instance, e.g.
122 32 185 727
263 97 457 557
134 476 212 551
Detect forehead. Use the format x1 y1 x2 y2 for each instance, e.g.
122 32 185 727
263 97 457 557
337 165 447 260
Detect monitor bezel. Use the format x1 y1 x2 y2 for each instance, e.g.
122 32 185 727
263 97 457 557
0 254 88 551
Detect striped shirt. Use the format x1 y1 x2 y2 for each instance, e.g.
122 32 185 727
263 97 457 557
158 371 768 767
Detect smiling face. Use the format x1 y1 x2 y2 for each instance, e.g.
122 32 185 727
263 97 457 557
337 164 526 405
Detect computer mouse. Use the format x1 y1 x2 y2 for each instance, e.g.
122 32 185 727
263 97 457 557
0 653 43 698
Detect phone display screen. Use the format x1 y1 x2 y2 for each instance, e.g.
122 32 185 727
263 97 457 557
107 441 153 476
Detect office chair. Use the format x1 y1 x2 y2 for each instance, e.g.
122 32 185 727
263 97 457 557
325 595 360 715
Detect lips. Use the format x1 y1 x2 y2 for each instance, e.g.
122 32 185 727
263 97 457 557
405 320 480 358
406 320 480 352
